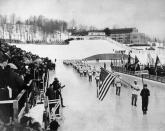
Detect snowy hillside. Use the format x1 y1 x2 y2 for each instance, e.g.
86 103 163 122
11 40 126 59
11 39 165 64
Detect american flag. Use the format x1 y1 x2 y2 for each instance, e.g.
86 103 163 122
98 67 117 101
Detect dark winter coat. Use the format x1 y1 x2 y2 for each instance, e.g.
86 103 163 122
4 67 24 99
140 88 150 101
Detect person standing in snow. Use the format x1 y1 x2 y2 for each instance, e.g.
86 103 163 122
88 68 93 82
95 71 100 87
140 84 150 115
115 75 122 96
50 77 65 107
131 80 140 107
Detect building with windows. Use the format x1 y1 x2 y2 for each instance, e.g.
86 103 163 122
87 31 106 40
109 28 149 45
88 31 105 36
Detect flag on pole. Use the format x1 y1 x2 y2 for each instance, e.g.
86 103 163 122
134 55 139 71
134 55 139 64
127 51 131 64
98 67 117 101
155 55 162 73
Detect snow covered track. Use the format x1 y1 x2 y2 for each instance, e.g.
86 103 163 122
53 61 165 131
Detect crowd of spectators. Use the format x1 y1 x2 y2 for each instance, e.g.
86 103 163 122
0 39 55 126
0 115 59 131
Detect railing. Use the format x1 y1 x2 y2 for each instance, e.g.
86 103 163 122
48 98 62 121
16 90 27 114
42 69 63 130
0 77 41 123
42 70 50 130
0 70 49 130
112 66 165 83
45 70 49 93
0 89 27 122
0 68 57 127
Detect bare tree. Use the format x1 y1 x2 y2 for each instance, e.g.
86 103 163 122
89 25 97 31
1 14 69 42
6 23 13 41
68 19 77 30
16 20 24 41
29 25 37 41
10 13 16 25
0 15 7 39
77 24 88 31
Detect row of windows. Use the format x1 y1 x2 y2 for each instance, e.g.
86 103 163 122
112 38 146 44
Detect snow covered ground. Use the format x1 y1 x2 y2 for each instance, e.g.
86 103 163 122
52 61 165 131
11 39 165 64
11 40 165 131
11 40 120 60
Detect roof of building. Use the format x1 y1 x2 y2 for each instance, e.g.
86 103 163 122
147 47 155 50
109 28 137 34
128 44 150 47
84 53 133 60
88 30 105 33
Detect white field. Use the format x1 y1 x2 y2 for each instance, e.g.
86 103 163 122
11 39 165 64
11 40 165 131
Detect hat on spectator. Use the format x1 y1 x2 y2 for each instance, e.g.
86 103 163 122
0 51 9 63
50 120 59 130
54 77 59 81
20 116 32 126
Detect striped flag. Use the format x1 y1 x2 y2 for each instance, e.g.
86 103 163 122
134 55 139 64
98 67 117 101
155 55 163 73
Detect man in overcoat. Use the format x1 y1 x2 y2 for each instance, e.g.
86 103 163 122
140 84 150 114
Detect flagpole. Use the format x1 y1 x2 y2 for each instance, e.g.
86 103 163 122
142 74 144 85
97 83 99 98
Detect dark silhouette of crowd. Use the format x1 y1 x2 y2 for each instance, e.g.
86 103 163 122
0 40 55 126
0 114 59 131
0 40 54 100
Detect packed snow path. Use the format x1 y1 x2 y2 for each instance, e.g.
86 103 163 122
48 61 165 131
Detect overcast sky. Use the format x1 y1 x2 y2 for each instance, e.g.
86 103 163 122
0 0 165 40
